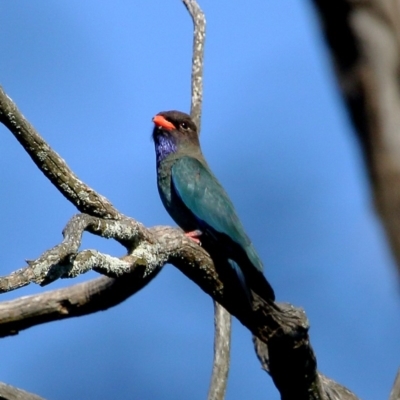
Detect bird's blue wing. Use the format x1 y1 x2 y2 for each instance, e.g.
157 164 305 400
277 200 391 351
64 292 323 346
171 156 263 272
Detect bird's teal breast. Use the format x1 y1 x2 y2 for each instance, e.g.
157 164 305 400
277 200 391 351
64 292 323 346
157 160 173 210
157 156 197 231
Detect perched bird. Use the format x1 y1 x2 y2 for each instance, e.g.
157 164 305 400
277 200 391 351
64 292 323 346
152 110 275 302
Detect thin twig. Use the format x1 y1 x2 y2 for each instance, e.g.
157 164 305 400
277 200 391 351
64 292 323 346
181 2 231 399
207 302 231 400
182 0 206 132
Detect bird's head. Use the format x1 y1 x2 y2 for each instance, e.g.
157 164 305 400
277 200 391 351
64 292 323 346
152 111 200 162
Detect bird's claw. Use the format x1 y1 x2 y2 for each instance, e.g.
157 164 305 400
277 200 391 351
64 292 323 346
185 230 202 246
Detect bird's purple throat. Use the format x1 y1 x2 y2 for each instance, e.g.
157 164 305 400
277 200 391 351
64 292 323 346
154 133 177 166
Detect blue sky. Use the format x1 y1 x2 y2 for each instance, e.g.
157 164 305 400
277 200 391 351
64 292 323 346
0 1 399 399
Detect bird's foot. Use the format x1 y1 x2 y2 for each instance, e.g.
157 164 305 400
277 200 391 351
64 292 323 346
185 230 202 245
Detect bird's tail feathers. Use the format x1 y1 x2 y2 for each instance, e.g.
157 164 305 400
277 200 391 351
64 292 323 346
248 268 275 302
227 259 252 304
227 259 275 307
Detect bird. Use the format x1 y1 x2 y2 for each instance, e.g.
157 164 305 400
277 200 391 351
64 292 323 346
151 110 275 303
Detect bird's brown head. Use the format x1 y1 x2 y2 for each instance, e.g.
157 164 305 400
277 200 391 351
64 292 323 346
152 110 200 164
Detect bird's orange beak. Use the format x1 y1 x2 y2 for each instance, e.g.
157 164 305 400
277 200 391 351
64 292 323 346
152 115 176 131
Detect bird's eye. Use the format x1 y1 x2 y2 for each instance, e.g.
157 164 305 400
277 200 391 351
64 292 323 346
180 122 188 130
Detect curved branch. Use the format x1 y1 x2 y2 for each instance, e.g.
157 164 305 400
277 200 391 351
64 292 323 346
0 272 159 339
0 213 152 292
0 85 121 220
0 214 359 399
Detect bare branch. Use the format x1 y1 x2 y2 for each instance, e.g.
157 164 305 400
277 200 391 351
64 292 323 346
182 0 206 131
0 382 45 400
390 369 400 400
207 302 231 400
0 266 35 294
0 213 153 292
311 0 400 275
0 216 359 399
253 323 360 400
0 85 121 220
181 2 231 399
318 375 360 400
0 272 159 339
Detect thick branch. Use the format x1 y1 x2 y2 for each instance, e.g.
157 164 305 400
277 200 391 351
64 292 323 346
311 0 400 274
0 213 359 399
0 273 159 338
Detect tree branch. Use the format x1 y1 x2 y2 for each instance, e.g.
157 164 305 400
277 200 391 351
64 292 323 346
207 301 231 400
0 273 159 339
311 0 400 275
181 2 231 399
0 382 45 400
182 0 206 131
0 85 121 220
0 209 359 399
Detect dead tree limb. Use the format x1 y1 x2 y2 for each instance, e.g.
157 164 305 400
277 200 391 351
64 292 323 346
0 174 359 400
0 85 120 220
311 0 400 275
0 207 359 399
0 268 160 339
